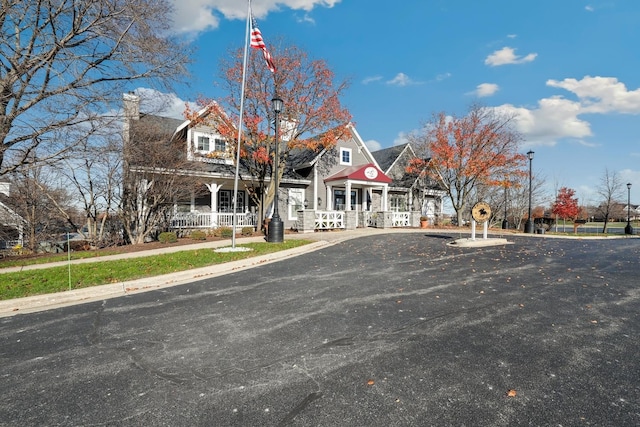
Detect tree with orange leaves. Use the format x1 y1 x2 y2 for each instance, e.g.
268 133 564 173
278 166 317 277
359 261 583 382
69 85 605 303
552 187 580 231
408 104 526 227
191 42 351 224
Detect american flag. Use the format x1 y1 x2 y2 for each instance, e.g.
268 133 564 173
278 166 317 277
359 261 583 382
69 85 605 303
250 14 276 73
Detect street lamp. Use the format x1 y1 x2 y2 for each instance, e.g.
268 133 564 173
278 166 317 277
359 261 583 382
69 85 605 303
625 182 633 235
502 185 508 229
267 97 284 243
524 150 535 233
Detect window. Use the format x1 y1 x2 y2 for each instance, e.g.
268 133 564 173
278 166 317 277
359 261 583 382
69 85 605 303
197 135 210 151
194 132 225 153
333 189 357 210
288 188 305 220
390 195 406 212
214 138 226 152
340 147 352 165
218 190 245 212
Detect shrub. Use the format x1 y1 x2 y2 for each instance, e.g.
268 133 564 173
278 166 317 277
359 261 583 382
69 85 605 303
190 230 207 240
158 231 177 243
218 227 233 238
241 227 254 236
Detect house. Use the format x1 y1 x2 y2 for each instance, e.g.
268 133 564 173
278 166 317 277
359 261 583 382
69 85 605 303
124 93 260 232
0 182 25 249
620 203 640 221
371 143 446 225
123 93 443 234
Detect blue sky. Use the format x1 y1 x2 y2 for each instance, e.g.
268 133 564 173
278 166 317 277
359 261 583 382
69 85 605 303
153 0 640 208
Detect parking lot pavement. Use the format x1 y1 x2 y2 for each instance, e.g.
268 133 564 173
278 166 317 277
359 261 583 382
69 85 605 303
0 232 639 426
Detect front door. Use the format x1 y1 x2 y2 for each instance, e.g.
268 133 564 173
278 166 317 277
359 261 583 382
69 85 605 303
333 189 357 210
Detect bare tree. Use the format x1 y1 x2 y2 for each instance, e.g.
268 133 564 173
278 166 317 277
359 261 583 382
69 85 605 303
49 127 123 247
595 168 625 233
8 162 77 252
0 0 190 175
121 115 203 244
507 170 547 230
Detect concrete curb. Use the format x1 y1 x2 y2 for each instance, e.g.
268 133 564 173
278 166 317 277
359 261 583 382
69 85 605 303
0 240 333 317
448 237 512 247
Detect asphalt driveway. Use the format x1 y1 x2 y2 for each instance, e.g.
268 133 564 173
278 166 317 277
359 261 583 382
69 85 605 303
0 233 638 426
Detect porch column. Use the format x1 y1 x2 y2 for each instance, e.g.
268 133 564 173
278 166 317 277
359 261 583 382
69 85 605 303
205 182 222 212
206 182 222 227
190 190 195 212
313 167 319 210
345 181 352 210
326 184 332 210
382 185 388 211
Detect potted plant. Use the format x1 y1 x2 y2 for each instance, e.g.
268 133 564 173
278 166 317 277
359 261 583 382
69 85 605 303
419 216 429 228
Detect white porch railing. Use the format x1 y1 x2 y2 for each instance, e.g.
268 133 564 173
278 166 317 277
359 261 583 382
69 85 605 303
315 211 345 230
391 212 410 227
170 212 257 229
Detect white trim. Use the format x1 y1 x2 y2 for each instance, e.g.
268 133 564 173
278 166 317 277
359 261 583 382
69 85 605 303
339 147 352 165
287 188 305 220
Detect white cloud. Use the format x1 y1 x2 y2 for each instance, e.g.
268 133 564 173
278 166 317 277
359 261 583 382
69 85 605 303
169 0 341 34
387 73 421 86
489 76 640 147
364 139 382 152
585 5 594 12
485 47 538 66
473 83 499 98
547 76 640 114
296 13 316 24
393 132 409 146
435 72 452 82
135 88 190 120
492 98 592 146
362 76 383 85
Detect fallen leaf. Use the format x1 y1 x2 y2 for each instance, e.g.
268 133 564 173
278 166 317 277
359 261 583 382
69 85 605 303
506 389 517 397
367 379 375 386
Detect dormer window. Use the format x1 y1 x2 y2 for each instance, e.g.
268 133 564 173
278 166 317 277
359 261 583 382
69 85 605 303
340 147 352 165
197 135 210 151
214 138 226 152
194 131 226 154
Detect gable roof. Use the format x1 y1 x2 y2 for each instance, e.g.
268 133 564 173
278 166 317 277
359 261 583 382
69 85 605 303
324 163 392 184
371 143 417 174
287 122 381 171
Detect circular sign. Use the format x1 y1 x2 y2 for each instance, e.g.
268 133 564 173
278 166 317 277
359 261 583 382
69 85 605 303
364 166 378 179
471 201 491 223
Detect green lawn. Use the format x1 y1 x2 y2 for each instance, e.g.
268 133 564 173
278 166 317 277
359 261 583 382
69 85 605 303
0 240 312 301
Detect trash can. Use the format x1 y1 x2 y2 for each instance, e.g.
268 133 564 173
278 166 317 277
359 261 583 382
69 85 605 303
536 228 545 234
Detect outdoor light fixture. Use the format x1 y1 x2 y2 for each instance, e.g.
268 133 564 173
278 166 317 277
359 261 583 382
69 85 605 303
524 150 535 233
625 182 633 235
267 97 285 243
304 199 309 209
271 97 283 114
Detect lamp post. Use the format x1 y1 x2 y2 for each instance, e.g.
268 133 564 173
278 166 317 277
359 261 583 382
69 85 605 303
267 97 284 243
524 150 535 233
625 182 633 235
502 185 508 229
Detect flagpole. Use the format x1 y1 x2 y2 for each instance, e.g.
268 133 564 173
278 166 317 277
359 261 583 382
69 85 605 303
231 0 252 248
